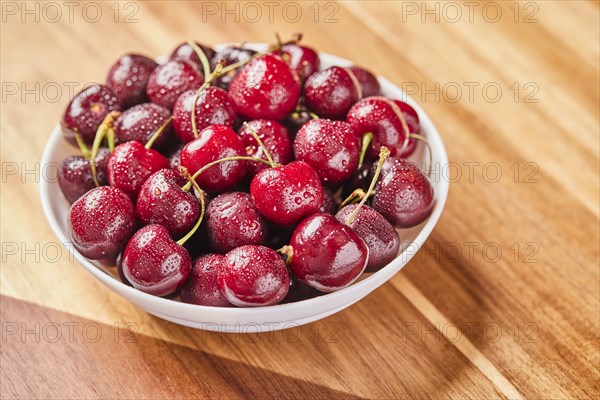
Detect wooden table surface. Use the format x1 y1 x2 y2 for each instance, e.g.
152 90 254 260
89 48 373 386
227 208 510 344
1 1 599 398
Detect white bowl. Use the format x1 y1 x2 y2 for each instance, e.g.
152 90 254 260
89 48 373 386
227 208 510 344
40 46 449 333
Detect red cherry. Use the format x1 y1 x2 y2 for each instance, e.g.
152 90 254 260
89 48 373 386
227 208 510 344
107 141 169 199
250 161 323 227
304 66 360 119
346 96 410 159
169 42 216 70
282 110 312 136
319 187 338 214
121 224 192 296
394 100 421 158
106 54 157 108
210 45 257 91
58 148 110 203
218 245 289 306
205 192 268 253
335 204 400 272
237 119 293 176
62 84 121 143
179 125 246 193
172 87 237 143
114 103 172 150
288 213 368 292
136 169 200 238
146 60 204 110
68 186 136 260
278 43 320 82
348 66 380 98
181 254 231 307
293 119 359 184
229 54 301 121
371 157 434 227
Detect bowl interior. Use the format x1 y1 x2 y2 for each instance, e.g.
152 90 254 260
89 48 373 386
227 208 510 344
40 45 449 331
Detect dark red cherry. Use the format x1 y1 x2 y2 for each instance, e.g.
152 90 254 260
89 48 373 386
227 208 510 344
169 42 216 70
121 224 192 296
348 66 380 98
250 161 323 227
68 186 136 260
218 245 289 307
304 66 360 120
335 204 400 272
347 96 409 159
394 100 421 158
237 119 293 176
319 187 338 214
282 110 312 136
288 213 368 292
181 254 231 307
210 45 257 90
278 43 320 82
106 54 157 108
172 87 237 143
107 141 169 199
229 54 301 121
58 148 110 203
146 60 204 110
114 103 172 150
62 84 121 143
294 119 359 184
205 192 268 253
371 158 434 228
179 125 246 193
136 169 200 238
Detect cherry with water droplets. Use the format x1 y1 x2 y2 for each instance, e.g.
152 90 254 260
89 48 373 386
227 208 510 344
169 42 216 70
106 54 157 108
68 186 136 260
278 43 320 83
229 54 301 121
250 161 323 227
237 119 293 176
218 245 289 307
62 84 121 144
146 60 204 110
58 147 110 203
304 66 361 120
294 119 360 184
172 87 237 143
210 45 257 90
114 103 172 150
181 254 231 307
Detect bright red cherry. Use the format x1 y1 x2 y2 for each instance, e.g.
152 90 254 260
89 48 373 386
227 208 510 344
250 161 323 227
136 169 200 238
121 224 192 297
278 43 320 82
294 119 359 184
304 66 361 120
237 119 293 176
107 141 169 199
114 103 172 150
146 60 204 110
335 204 400 272
205 192 268 253
371 157 434 228
68 186 136 260
181 254 231 307
106 54 157 108
58 148 110 203
179 125 247 193
288 213 368 292
348 66 380 98
169 41 216 70
218 245 289 307
62 84 121 144
228 54 301 121
172 87 237 143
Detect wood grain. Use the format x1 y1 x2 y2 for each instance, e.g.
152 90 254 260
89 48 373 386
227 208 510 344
1 1 598 398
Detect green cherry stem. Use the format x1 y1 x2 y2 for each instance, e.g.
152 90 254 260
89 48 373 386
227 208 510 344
145 116 173 149
181 155 279 192
187 39 211 80
176 167 206 246
73 132 91 159
276 245 294 265
339 188 366 210
409 133 432 177
90 111 120 186
345 146 390 226
191 63 223 139
358 132 373 169
242 121 275 166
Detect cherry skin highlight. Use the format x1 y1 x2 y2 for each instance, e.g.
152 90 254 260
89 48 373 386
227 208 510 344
114 103 172 150
304 66 360 120
218 245 289 307
106 54 157 108
146 60 204 110
288 213 368 292
121 224 192 297
181 254 231 307
68 186 136 260
58 147 110 203
278 43 320 82
169 41 216 70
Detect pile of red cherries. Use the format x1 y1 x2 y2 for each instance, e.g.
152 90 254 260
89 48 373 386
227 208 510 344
59 35 434 307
